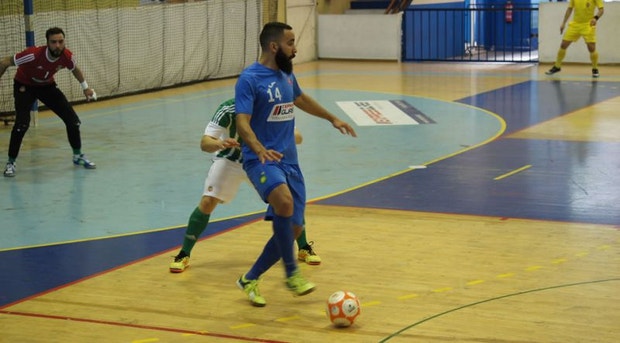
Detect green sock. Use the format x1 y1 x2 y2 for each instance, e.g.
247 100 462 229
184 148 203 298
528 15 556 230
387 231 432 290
296 221 309 250
72 149 81 155
181 207 211 255
8 157 16 163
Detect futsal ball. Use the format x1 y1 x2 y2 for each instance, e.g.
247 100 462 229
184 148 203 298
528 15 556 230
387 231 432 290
326 290 361 327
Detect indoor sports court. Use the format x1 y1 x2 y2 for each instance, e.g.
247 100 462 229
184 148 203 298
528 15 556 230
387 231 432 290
1 1 620 343
2 59 619 343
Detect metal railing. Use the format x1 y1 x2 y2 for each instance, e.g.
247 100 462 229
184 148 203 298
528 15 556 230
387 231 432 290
402 6 539 62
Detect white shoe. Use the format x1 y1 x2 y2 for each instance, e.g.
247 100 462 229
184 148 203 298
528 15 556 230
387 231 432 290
3 162 16 177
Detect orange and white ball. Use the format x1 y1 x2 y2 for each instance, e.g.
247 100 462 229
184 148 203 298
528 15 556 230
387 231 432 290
326 290 361 327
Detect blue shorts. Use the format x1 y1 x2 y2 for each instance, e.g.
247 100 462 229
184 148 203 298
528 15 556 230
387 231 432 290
243 160 306 226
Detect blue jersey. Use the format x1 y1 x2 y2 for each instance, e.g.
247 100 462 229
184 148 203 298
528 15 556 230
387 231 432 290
235 62 302 164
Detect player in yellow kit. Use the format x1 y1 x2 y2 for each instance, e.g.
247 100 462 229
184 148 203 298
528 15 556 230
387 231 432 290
545 0 604 78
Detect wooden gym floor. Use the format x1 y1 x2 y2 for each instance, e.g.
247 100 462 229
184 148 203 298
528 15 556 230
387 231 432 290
0 60 619 342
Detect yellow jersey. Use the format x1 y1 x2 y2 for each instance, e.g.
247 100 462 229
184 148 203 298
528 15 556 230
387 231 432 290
569 0 604 24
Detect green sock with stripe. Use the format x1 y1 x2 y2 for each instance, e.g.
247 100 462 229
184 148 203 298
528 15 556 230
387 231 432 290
181 207 211 255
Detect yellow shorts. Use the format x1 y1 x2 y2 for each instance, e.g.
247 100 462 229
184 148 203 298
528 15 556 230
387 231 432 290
563 21 597 43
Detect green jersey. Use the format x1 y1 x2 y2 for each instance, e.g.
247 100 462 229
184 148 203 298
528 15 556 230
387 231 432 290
205 98 243 163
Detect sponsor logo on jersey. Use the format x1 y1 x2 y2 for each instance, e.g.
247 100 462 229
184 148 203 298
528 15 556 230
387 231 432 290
267 102 295 122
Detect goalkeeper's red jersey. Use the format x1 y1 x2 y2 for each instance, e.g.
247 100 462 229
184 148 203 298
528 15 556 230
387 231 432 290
13 46 76 86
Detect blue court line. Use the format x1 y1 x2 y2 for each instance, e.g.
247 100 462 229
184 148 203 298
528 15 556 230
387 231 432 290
0 214 262 308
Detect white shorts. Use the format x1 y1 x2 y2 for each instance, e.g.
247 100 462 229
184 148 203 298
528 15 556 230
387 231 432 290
203 158 248 203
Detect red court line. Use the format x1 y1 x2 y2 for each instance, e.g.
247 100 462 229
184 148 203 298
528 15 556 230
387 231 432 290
0 309 289 343
1 217 273 341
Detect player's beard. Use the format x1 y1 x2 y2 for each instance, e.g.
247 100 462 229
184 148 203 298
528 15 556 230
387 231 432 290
275 48 294 75
48 46 64 58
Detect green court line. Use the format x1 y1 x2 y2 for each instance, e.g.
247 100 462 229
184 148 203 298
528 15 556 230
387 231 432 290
379 278 620 342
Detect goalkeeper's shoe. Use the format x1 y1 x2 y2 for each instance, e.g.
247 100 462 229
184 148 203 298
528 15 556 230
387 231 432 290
3 162 16 177
73 154 96 169
545 66 561 75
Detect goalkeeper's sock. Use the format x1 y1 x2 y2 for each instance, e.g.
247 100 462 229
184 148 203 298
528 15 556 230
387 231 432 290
590 51 599 69
554 48 567 68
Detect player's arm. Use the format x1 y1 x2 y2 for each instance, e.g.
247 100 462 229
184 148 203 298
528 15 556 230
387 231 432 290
235 113 283 163
591 7 604 26
201 121 240 153
294 93 357 137
200 120 240 155
0 56 15 79
200 134 239 153
71 66 95 100
560 6 573 33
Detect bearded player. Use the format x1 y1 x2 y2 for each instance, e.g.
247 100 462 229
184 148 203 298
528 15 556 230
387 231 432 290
0 27 97 177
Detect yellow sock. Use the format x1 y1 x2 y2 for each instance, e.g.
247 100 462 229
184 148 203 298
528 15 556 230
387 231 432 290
555 48 567 68
590 51 599 69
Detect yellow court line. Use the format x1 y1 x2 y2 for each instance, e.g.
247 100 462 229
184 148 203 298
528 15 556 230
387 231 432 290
496 273 515 278
494 164 532 180
398 294 419 300
466 279 485 286
312 103 507 202
0 210 265 252
361 301 381 307
3 88 506 250
227 241 618 333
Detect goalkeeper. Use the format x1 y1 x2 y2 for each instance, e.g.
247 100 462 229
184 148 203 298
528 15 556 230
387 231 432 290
0 27 96 177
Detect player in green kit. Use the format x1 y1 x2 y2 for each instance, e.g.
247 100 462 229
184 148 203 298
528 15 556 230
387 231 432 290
546 0 604 77
169 98 321 273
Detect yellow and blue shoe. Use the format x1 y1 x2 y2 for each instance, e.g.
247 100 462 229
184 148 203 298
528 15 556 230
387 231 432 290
286 270 316 296
236 274 266 307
